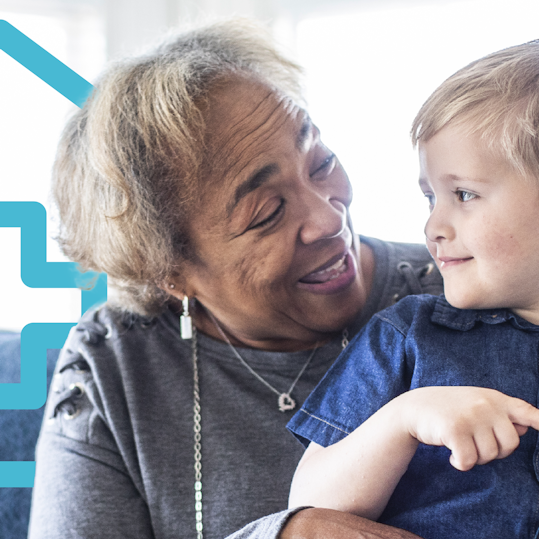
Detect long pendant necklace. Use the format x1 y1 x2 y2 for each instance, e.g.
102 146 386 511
191 326 203 539
207 310 319 412
190 306 349 539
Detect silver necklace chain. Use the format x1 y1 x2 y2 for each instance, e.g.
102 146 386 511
191 308 350 538
207 310 319 412
192 326 203 539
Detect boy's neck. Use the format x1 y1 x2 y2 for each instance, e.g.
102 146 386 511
511 307 539 326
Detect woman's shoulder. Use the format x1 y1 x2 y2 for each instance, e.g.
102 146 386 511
42 302 192 449
364 236 442 295
68 302 185 359
362 235 436 272
52 303 191 410
351 236 443 335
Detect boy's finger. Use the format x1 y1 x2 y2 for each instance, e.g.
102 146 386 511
448 437 478 471
492 422 521 459
514 424 528 437
473 429 501 465
507 398 539 431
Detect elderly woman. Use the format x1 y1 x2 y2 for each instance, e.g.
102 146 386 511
29 19 441 539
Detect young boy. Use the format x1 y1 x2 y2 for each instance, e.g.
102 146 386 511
287 41 539 539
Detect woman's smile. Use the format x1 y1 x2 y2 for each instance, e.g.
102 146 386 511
298 251 358 294
179 75 371 349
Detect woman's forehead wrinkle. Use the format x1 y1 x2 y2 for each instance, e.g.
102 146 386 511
227 103 288 177
203 82 307 227
209 92 280 177
218 99 291 186
223 107 307 219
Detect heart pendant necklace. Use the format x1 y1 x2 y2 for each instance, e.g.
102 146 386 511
207 310 318 412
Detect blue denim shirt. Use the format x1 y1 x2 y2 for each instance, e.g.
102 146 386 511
287 295 539 539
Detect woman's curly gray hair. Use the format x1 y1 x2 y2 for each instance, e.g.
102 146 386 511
53 19 303 315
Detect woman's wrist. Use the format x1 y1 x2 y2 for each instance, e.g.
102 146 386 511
280 508 424 539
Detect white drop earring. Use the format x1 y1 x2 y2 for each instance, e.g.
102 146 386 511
180 296 193 340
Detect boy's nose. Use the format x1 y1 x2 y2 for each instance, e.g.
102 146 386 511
424 206 453 243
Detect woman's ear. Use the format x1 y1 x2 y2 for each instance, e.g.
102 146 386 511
159 277 195 339
160 274 197 303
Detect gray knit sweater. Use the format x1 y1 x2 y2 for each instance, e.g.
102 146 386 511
29 237 442 539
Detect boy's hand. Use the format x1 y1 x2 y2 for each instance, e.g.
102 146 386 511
398 387 539 471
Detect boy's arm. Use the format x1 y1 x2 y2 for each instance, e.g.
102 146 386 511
289 392 418 520
289 386 539 520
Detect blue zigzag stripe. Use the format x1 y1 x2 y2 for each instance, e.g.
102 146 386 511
0 20 94 107
0 21 104 487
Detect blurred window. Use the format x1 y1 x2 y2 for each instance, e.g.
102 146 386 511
297 0 539 243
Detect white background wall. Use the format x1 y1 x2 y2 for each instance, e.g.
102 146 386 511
1 0 539 330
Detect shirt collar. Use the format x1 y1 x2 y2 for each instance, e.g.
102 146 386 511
431 296 539 332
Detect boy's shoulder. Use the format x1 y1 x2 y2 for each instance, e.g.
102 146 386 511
373 294 515 336
373 293 443 332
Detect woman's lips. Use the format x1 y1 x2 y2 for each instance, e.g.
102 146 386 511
299 255 346 283
297 251 358 295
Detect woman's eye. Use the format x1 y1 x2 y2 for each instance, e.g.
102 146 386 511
310 153 336 178
250 200 285 230
456 190 477 202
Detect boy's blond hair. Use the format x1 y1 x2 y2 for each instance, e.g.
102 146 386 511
411 40 539 177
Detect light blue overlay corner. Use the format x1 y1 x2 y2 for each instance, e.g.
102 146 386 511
0 462 36 488
0 20 94 107
0 201 107 409
0 21 102 486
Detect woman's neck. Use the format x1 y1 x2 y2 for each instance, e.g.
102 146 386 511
187 238 376 352
192 304 334 351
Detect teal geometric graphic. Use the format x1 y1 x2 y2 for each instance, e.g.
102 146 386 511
0 20 101 486
0 323 75 411
0 202 107 409
0 20 93 107
0 462 36 488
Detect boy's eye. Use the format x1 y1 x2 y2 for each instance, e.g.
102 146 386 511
424 193 435 210
456 190 477 202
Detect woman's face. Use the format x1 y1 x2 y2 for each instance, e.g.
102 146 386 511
179 76 369 350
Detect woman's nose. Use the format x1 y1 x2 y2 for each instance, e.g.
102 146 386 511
299 196 348 245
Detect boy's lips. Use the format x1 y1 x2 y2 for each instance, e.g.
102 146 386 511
438 256 473 268
298 251 358 295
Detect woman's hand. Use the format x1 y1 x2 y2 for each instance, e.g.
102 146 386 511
280 508 423 539
399 386 539 471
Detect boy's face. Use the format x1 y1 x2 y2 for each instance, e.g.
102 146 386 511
419 123 539 323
